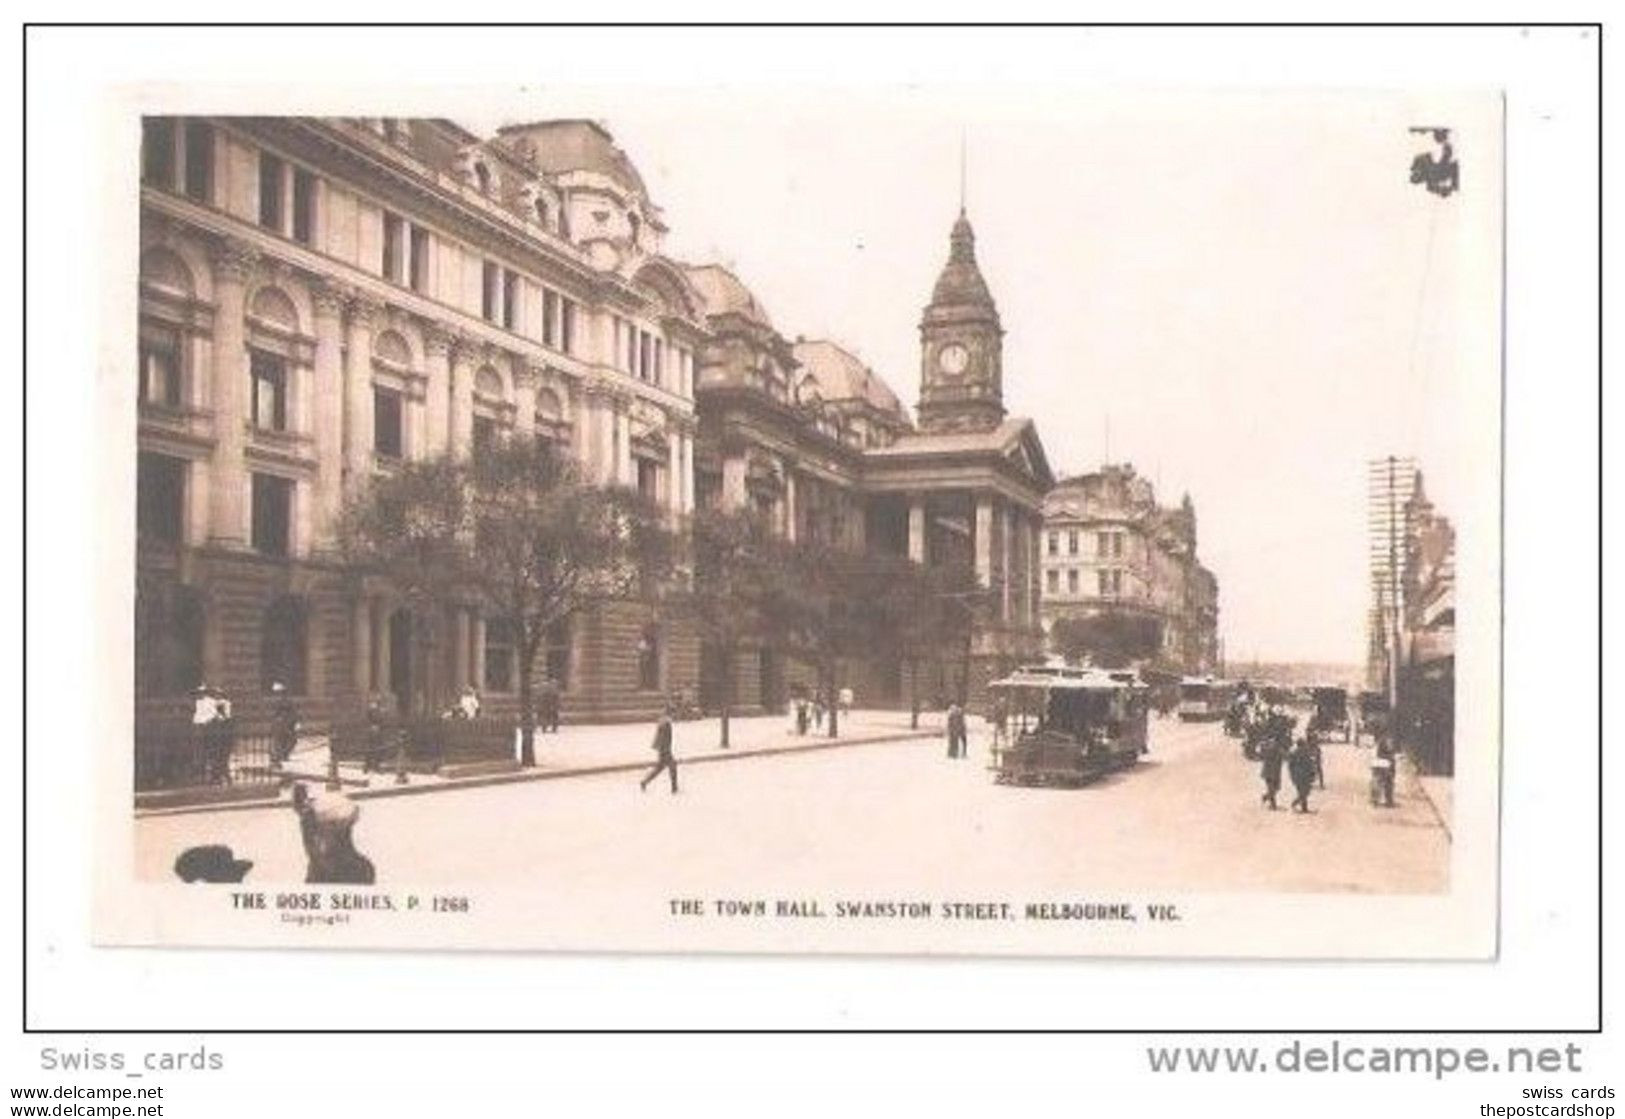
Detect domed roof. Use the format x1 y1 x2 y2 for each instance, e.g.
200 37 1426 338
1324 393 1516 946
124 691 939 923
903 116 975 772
928 209 997 310
683 264 775 329
495 119 650 199
791 339 906 419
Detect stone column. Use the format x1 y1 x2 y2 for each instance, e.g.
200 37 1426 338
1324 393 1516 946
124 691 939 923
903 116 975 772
376 604 393 699
680 428 694 515
453 608 471 690
615 402 633 486
1001 505 1013 622
344 294 378 491
907 499 926 564
975 496 993 589
666 427 682 522
449 339 474 459
721 454 748 512
783 467 797 541
352 595 372 696
206 238 255 547
423 324 452 457
311 281 346 549
1028 517 1041 626
472 615 487 693
513 361 540 440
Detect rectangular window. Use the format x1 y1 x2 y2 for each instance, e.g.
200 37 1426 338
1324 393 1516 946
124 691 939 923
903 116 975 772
482 261 500 322
1067 568 1079 594
1098 569 1110 597
502 269 519 329
373 387 403 459
542 290 559 348
139 324 183 408
1047 531 1059 556
1112 570 1123 595
472 415 496 455
1068 529 1079 555
248 350 287 431
136 451 186 543
381 211 404 283
483 618 516 693
258 152 284 231
636 458 660 504
409 226 429 292
250 473 293 557
560 297 575 354
654 339 664 387
142 118 176 188
1045 569 1058 594
182 121 213 202
291 169 317 245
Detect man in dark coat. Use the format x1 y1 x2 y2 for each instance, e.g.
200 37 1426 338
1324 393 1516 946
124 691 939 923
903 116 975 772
640 713 678 794
270 682 298 769
539 678 562 734
1288 736 1317 812
1259 722 1286 810
946 703 967 759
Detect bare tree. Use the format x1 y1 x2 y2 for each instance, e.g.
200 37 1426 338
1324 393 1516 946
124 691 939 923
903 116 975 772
339 439 670 766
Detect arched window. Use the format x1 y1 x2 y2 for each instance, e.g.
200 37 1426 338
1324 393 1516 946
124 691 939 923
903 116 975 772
248 286 299 333
473 160 492 196
636 624 661 692
627 211 641 245
533 196 549 227
260 595 308 695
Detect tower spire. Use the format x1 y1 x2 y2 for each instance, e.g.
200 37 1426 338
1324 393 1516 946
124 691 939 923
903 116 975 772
958 127 967 214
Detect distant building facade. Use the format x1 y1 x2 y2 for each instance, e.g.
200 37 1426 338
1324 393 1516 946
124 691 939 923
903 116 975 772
1399 474 1455 775
1038 464 1219 674
687 210 1053 710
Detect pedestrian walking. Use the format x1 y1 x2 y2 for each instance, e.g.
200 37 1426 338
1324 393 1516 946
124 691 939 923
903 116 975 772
946 702 967 759
639 712 679 795
1288 736 1317 813
991 696 1009 754
1259 735 1284 810
270 681 298 769
1369 739 1397 808
538 678 561 733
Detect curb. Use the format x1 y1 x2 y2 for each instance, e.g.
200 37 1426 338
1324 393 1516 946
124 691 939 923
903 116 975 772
133 726 939 819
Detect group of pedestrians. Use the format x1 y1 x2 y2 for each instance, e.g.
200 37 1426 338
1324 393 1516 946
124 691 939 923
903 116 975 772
1242 702 1323 813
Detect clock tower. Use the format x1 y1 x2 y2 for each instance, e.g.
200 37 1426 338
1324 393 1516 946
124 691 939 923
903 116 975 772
917 209 1005 433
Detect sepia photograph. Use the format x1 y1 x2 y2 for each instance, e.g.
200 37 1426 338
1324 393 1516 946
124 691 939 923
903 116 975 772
99 82 1504 958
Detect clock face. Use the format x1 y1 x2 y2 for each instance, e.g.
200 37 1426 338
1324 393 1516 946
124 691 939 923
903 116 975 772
938 342 970 376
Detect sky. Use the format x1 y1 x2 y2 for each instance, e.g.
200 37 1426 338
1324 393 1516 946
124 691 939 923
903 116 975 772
470 86 1499 666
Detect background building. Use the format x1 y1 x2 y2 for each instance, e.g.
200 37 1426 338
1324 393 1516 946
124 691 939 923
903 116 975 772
1038 464 1219 674
688 210 1053 711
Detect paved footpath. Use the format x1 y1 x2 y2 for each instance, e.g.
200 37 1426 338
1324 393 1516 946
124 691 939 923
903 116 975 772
151 708 954 816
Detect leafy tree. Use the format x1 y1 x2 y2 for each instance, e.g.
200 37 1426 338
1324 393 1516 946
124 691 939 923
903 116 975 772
685 506 773 749
1050 613 1162 669
874 556 981 726
760 539 892 739
338 439 670 766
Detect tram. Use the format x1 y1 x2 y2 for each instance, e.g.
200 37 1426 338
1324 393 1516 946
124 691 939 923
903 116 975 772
989 665 1150 787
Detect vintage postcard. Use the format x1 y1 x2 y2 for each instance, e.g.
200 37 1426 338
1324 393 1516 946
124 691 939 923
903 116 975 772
95 84 1502 957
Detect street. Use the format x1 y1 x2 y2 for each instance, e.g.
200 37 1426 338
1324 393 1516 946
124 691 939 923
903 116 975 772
136 715 1448 895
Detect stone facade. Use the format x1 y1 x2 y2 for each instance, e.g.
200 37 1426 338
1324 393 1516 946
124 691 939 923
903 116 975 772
687 211 1053 711
1039 464 1220 674
136 116 703 726
135 116 1053 726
